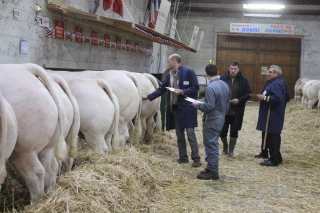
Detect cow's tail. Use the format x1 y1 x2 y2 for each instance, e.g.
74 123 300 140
97 79 120 151
144 73 162 133
24 63 67 160
50 74 79 158
125 72 142 145
0 90 8 185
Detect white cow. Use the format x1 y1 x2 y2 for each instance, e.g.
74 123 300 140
0 90 18 190
132 73 161 142
68 78 120 155
307 81 320 110
302 80 320 107
49 74 80 172
47 70 142 146
294 78 309 102
0 64 67 201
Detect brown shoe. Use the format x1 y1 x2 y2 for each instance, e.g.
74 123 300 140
197 170 219 180
176 159 189 164
192 159 202 167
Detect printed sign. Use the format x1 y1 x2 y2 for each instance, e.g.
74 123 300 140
38 16 49 27
75 26 83 43
230 23 295 35
105 34 110 48
20 39 28 54
135 42 139 53
116 37 121 50
54 20 64 40
126 40 131 51
91 30 98 46
189 25 199 48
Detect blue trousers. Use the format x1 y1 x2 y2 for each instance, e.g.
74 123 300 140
203 124 220 173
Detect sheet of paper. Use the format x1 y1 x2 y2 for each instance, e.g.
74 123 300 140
185 97 203 104
166 87 176 92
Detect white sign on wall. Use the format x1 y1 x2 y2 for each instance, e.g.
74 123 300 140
230 23 294 35
155 0 171 34
189 25 199 48
20 39 28 54
170 18 177 39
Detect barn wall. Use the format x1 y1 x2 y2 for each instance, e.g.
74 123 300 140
174 13 320 79
0 0 160 73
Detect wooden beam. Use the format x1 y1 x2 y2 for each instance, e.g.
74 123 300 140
178 0 320 5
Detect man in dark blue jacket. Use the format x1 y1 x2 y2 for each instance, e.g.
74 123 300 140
219 61 251 157
142 54 201 167
256 65 286 167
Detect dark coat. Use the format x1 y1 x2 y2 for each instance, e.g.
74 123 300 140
220 71 251 130
147 65 199 131
256 77 286 134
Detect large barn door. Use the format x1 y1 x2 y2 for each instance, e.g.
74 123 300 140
216 34 301 98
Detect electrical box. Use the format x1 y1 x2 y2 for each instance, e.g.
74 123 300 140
13 9 19 18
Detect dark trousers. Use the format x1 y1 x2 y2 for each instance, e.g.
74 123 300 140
173 108 200 161
220 115 238 138
261 132 282 164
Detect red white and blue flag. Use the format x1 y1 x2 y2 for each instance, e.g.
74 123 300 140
146 0 161 29
45 27 54 38
65 32 73 41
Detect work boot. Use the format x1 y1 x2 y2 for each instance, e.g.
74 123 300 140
200 167 209 174
221 137 228 155
254 151 268 159
197 170 219 180
192 158 202 167
229 138 237 158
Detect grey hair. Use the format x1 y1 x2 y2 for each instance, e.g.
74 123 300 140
169 53 181 64
270 65 282 75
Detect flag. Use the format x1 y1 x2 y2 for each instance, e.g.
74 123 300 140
91 0 100 14
45 27 54 38
65 32 73 41
147 0 161 29
113 0 123 17
103 0 112 11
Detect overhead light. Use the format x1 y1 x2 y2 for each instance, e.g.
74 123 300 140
243 4 285 10
244 13 281 17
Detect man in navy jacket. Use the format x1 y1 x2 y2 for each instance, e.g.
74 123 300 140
142 54 201 167
256 65 286 167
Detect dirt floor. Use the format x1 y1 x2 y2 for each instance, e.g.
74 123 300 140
1 101 320 212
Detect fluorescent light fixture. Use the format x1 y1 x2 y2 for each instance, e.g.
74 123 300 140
244 13 281 17
243 4 285 10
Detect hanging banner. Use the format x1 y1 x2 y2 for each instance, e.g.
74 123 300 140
75 26 83 43
126 40 131 51
116 37 121 50
65 32 73 42
104 34 111 48
91 30 98 46
155 0 171 34
99 39 105 46
54 20 64 40
170 18 177 39
196 31 204 51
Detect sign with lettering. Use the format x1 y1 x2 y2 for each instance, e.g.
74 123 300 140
91 31 98 46
54 20 64 40
75 26 83 43
230 23 294 35
104 34 110 48
126 40 131 51
116 37 121 50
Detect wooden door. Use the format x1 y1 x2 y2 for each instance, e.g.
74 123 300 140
216 34 301 99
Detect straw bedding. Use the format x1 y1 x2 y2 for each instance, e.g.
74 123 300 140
1 101 319 212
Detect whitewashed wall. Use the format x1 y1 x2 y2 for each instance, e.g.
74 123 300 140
174 13 320 79
0 0 155 72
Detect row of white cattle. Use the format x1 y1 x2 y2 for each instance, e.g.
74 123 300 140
0 63 161 202
294 78 320 110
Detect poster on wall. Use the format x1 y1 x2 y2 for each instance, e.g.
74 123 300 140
135 42 139 53
149 45 153 56
116 37 121 50
91 30 98 46
126 40 131 51
140 44 143 54
154 0 171 34
105 34 110 48
261 66 268 75
54 20 64 40
20 39 28 54
75 26 83 43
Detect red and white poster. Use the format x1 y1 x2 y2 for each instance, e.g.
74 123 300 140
75 26 83 43
104 34 110 48
149 45 153 56
55 20 64 40
91 30 98 46
135 42 139 53
126 40 131 51
116 36 121 50
140 44 143 54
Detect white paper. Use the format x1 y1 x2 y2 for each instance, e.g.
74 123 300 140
166 87 176 92
20 39 28 54
185 97 203 104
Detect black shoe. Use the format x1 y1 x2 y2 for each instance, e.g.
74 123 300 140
192 159 202 167
260 160 279 167
197 170 219 180
200 167 210 174
176 159 189 164
255 152 268 159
